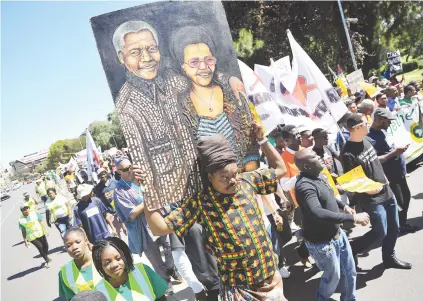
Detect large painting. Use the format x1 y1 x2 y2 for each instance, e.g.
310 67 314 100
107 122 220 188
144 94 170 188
91 1 259 209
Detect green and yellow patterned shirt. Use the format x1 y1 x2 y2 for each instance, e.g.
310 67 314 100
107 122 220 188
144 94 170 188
165 168 279 288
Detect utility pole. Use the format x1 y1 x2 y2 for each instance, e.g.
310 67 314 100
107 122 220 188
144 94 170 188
338 0 358 70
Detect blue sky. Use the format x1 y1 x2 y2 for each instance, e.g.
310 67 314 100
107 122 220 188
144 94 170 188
1 1 153 168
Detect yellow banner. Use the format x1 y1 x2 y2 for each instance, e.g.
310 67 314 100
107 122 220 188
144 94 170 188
321 168 340 197
336 165 384 193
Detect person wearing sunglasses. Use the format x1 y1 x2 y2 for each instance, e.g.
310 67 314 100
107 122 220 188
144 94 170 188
341 113 412 270
170 26 260 173
18 203 51 268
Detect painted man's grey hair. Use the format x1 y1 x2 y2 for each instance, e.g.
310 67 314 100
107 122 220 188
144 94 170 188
112 20 159 55
358 99 374 109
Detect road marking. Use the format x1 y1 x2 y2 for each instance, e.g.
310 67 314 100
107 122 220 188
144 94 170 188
0 196 20 226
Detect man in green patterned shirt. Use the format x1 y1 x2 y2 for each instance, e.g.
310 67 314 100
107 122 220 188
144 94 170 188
140 123 288 301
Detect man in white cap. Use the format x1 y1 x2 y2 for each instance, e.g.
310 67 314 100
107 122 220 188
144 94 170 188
73 183 117 243
35 179 48 204
22 192 39 212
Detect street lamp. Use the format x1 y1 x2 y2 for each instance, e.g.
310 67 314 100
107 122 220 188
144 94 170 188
338 0 358 70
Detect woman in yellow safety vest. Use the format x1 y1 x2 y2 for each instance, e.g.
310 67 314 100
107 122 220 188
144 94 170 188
46 188 72 238
92 237 167 301
59 227 101 300
22 192 39 212
18 203 50 268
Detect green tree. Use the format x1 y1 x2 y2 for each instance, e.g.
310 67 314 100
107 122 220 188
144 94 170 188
233 29 264 59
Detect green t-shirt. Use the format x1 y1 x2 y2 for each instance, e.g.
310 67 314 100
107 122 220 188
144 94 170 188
58 265 93 300
399 97 412 106
105 263 167 301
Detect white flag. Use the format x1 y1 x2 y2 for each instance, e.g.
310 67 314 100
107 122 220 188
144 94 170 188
255 31 348 131
238 60 284 134
85 129 100 183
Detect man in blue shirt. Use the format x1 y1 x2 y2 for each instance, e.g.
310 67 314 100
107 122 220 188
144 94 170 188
73 184 117 243
384 86 399 112
95 168 127 241
368 108 417 234
113 156 175 295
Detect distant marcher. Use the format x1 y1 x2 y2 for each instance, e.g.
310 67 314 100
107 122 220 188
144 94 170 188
22 192 39 212
399 85 417 106
35 179 48 204
73 184 116 244
46 188 72 238
18 204 51 268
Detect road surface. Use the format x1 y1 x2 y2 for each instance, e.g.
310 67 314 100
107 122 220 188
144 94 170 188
1 160 423 300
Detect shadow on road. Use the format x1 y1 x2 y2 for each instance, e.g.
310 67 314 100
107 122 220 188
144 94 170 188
165 287 196 300
7 265 44 281
12 241 25 247
407 156 423 173
33 245 66 259
284 265 321 300
356 263 385 290
412 192 423 200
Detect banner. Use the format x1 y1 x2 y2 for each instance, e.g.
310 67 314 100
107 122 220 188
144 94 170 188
346 69 365 94
91 2 259 209
336 165 384 193
386 50 402 76
385 102 423 164
238 60 284 134
253 31 348 132
85 129 100 183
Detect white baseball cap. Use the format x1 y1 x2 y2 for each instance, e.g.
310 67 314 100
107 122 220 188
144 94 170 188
76 184 94 200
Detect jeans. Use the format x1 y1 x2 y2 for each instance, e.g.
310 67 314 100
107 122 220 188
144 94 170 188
390 177 411 227
54 216 72 238
350 197 399 261
306 231 356 301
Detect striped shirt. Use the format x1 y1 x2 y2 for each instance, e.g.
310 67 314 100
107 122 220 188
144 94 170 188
197 112 239 162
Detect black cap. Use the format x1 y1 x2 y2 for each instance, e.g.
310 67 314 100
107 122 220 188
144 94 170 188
373 108 396 120
346 113 365 129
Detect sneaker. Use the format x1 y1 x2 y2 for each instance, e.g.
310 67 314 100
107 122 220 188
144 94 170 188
279 266 290 279
45 262 50 269
47 257 52 263
171 269 183 284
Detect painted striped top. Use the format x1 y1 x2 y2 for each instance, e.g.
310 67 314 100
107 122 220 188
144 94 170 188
197 112 238 150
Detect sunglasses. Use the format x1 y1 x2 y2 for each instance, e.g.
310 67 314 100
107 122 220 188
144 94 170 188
118 165 132 173
184 56 216 69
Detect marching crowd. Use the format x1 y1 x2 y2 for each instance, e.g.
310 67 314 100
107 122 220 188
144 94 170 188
17 73 423 301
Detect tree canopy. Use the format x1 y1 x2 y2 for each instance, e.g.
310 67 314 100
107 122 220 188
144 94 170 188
224 1 423 77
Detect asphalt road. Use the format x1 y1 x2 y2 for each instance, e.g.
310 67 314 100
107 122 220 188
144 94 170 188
1 160 423 301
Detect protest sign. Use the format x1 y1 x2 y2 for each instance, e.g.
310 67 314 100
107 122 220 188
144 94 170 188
385 102 423 164
91 2 258 209
346 69 365 94
336 166 384 193
386 50 403 75
254 31 348 132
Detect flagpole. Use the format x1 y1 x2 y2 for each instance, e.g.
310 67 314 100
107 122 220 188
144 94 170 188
337 0 358 70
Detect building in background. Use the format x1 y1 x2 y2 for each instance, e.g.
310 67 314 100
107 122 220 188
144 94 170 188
9 149 49 174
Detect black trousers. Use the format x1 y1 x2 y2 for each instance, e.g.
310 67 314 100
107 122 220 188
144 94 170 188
30 235 49 262
390 176 411 227
267 210 292 267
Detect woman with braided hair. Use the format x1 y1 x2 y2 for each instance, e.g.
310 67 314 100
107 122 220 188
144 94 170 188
92 237 167 301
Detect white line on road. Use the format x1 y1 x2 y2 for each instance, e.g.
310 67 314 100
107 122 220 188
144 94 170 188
0 198 19 226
